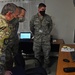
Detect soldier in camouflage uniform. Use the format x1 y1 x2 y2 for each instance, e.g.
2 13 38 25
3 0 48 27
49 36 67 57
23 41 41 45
30 3 53 69
0 14 11 75
7 18 19 57
7 6 26 56
8 6 26 68
10 6 26 57
0 3 19 75
1 5 20 70
7 7 26 68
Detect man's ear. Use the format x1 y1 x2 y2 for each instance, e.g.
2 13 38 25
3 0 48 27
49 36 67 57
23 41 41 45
6 11 12 16
6 11 12 20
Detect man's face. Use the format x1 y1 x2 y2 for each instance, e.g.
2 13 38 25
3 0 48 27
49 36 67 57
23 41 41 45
12 8 20 19
6 8 19 24
38 7 46 12
18 9 25 18
7 8 19 22
18 9 26 22
38 7 46 16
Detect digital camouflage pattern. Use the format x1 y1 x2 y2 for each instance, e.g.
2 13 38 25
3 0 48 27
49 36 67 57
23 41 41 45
30 13 53 66
0 14 11 75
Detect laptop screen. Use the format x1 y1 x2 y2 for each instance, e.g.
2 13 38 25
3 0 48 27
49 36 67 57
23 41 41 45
20 32 31 39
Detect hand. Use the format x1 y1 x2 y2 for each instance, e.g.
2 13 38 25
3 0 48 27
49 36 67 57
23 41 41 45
4 71 12 75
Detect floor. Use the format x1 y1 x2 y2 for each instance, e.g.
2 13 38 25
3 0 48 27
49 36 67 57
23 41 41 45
24 56 58 75
48 56 58 75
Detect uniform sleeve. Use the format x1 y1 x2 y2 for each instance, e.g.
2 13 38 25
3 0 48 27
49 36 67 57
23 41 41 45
0 19 11 51
30 16 35 35
0 18 11 74
48 16 53 34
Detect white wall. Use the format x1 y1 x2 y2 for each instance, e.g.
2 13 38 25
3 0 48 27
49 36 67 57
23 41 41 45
45 0 75 44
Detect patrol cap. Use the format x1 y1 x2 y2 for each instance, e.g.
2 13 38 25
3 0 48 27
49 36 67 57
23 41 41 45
38 3 46 8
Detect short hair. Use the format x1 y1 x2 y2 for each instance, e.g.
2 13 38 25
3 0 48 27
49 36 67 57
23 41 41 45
38 3 46 8
18 6 26 11
1 3 18 15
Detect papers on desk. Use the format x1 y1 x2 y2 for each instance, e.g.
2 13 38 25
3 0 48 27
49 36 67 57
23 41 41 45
61 46 75 52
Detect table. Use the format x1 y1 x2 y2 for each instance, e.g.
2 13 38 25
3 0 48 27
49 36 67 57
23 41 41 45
52 39 64 44
56 44 75 75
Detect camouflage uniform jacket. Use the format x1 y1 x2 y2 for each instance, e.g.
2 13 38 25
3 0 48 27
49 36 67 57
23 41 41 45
7 20 19 57
8 20 19 40
0 14 11 74
30 13 53 42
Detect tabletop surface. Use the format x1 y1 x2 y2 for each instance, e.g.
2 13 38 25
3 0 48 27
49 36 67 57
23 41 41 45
56 44 75 75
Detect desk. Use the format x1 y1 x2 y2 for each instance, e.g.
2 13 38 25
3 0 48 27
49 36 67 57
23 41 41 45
56 44 75 75
52 39 64 44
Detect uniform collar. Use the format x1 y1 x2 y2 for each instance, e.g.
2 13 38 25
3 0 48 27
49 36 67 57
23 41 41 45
0 14 6 20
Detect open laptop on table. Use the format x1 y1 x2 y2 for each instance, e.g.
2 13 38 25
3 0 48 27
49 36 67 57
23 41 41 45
19 32 31 42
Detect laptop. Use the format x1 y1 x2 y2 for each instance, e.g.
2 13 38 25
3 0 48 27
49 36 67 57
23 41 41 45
70 51 75 62
19 32 31 42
